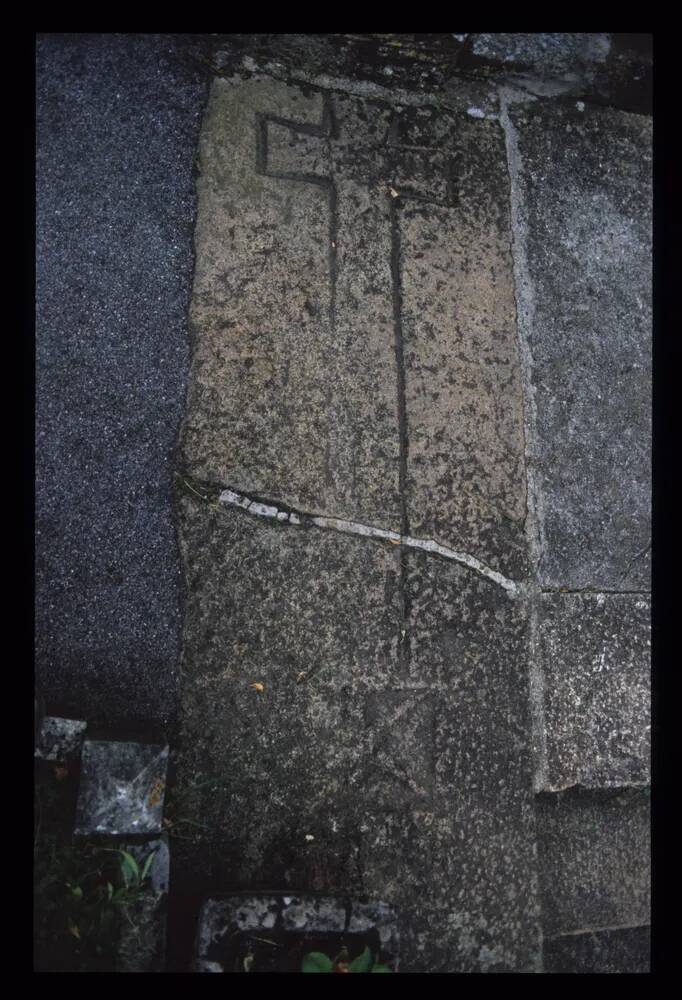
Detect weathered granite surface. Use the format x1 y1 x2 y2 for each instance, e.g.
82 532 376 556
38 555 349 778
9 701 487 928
182 78 401 528
181 78 528 587
75 740 169 836
35 34 210 726
397 107 528 581
511 102 651 590
536 787 650 937
472 33 612 72
35 35 652 976
539 594 650 790
172 488 539 972
543 925 650 974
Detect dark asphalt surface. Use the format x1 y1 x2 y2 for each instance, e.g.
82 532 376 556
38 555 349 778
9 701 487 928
36 34 210 728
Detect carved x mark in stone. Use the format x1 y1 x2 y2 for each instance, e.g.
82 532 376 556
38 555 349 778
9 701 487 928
364 690 435 803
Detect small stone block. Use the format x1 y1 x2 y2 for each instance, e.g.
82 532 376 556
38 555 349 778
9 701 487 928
536 787 650 936
35 717 87 762
539 594 650 789
281 895 346 932
194 894 398 972
74 740 168 835
347 900 400 954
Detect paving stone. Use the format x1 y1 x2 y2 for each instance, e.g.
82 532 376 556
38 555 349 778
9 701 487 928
184 77 528 593
175 493 401 693
198 897 281 950
539 593 650 790
543 925 650 974
35 717 86 762
536 787 650 937
172 495 398 893
511 102 651 589
355 551 539 973
173 497 540 972
75 740 169 836
472 33 612 74
398 109 528 582
183 79 401 528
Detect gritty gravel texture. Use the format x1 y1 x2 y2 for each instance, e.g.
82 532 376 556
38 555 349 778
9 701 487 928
35 34 210 726
538 593 650 789
510 101 651 590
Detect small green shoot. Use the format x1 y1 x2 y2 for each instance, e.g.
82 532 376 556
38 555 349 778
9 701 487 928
301 945 392 973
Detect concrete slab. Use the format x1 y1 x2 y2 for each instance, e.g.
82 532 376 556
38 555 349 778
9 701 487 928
35 34 210 726
543 925 650 974
75 740 169 836
539 593 650 790
536 787 650 937
510 102 651 590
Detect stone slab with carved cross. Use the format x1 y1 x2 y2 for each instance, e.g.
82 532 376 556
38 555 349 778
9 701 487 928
173 75 541 972
182 78 527 579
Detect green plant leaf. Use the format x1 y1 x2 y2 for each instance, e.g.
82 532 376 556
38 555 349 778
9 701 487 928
371 964 392 973
118 850 139 886
106 882 113 901
140 849 156 883
301 951 334 972
349 946 373 973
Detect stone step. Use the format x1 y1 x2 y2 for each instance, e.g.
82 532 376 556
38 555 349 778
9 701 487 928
543 925 650 974
535 786 650 972
536 593 650 792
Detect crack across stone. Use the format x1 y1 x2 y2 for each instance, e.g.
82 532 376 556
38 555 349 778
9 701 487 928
217 486 521 596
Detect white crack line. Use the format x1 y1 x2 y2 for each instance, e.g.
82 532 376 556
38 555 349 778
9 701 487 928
218 488 520 596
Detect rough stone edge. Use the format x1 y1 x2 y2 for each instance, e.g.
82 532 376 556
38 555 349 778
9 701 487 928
211 53 505 116
542 923 651 974
74 740 169 837
193 894 400 973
